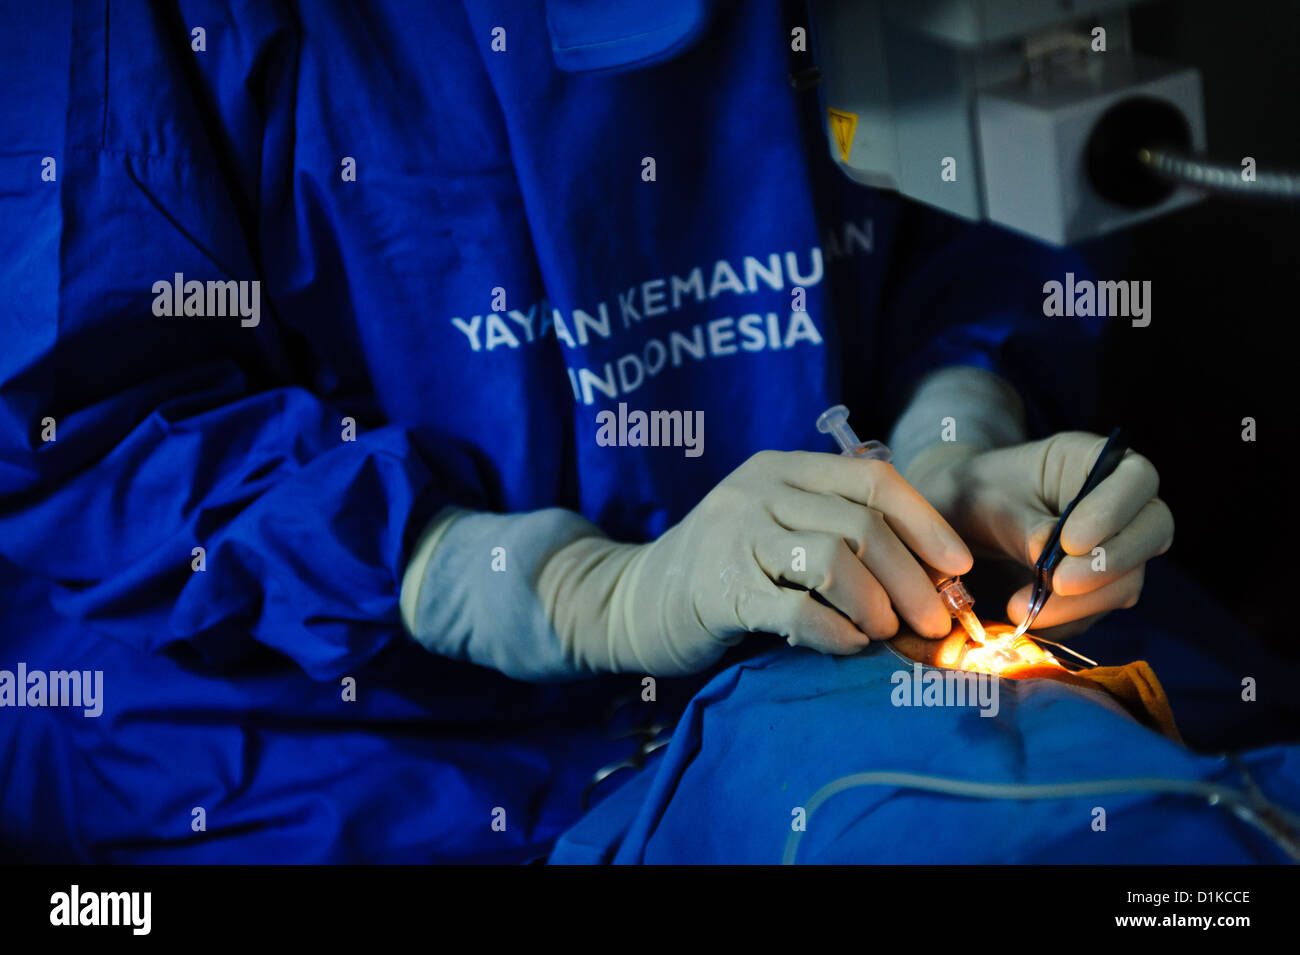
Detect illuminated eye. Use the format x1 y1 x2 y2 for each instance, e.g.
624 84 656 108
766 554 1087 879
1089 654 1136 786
954 627 1063 674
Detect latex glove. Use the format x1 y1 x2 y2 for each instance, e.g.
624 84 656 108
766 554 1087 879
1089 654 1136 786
904 433 1174 637
544 450 974 675
403 450 972 680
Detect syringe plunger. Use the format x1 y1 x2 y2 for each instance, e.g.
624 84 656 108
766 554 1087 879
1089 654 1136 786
816 404 892 462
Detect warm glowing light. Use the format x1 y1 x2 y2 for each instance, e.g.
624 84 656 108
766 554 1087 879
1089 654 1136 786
957 629 1060 675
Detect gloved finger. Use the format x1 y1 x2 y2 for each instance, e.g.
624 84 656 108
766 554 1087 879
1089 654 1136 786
1059 448 1160 554
756 530 898 639
766 484 955 637
768 485 906 558
744 583 874 655
1051 498 1174 595
1022 513 1061 568
1007 565 1145 629
779 452 972 575
850 508 953 638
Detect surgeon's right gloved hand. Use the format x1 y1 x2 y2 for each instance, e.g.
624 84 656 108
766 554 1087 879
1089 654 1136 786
401 450 973 680
902 433 1173 637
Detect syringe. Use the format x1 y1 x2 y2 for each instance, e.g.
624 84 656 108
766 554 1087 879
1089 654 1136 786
816 404 985 645
815 404 893 462
934 576 987 645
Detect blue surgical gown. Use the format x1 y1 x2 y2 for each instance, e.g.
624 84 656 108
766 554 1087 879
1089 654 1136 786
4 0 1289 863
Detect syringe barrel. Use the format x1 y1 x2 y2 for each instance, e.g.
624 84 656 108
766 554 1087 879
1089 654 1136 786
843 440 892 462
816 405 893 461
934 576 974 615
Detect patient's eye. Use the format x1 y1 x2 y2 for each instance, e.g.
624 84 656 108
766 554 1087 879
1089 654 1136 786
956 628 1060 675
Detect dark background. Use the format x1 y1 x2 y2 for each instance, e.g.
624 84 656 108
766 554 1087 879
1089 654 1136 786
1087 0 1298 653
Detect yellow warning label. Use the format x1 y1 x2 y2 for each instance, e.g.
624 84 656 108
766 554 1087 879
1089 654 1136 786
827 108 858 163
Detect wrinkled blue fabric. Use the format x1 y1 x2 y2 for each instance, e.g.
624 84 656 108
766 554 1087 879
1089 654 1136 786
544 0 716 72
0 0 1251 864
596 650 1299 863
553 562 1300 864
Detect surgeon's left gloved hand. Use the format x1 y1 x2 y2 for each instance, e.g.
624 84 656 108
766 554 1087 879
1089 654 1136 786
903 432 1174 637
401 450 972 680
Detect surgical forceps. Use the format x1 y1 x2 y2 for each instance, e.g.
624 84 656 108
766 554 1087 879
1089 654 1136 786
1012 428 1130 639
